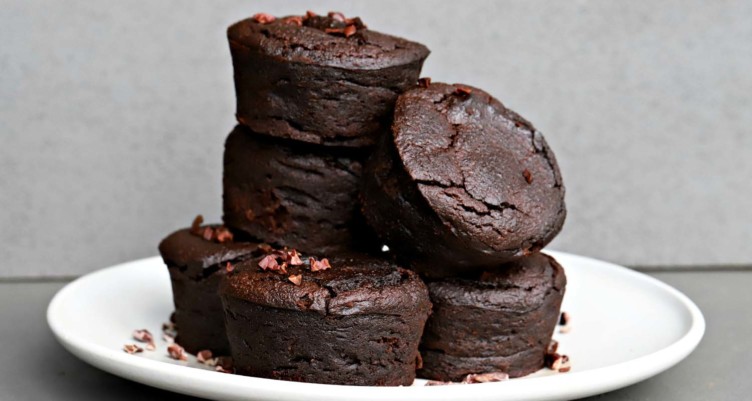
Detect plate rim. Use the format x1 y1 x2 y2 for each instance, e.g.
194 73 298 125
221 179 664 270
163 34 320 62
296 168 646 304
47 251 705 401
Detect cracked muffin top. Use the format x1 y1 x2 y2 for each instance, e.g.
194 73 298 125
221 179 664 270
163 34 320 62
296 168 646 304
227 11 430 70
363 79 566 277
220 254 430 317
382 81 566 266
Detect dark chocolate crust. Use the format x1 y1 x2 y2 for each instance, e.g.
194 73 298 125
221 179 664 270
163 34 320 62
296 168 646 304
228 13 430 147
223 125 377 255
362 82 566 276
158 226 260 355
220 255 432 385
418 253 566 381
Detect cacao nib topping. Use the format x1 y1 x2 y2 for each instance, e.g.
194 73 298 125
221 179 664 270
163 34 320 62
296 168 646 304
301 11 366 37
547 340 559 354
545 352 571 372
307 15 346 30
255 245 331 274
325 25 359 37
123 344 143 354
309 257 332 272
190 215 204 235
418 77 432 88
544 352 558 369
288 274 303 286
281 16 303 26
216 356 234 371
288 249 303 266
328 11 346 22
214 226 234 243
167 343 188 361
201 226 214 241
132 329 155 351
196 350 213 364
559 311 571 333
343 24 357 38
132 329 153 343
197 353 230 368
462 372 509 384
454 86 473 98
215 365 233 374
258 254 288 274
191 224 235 244
523 169 533 184
251 13 276 24
258 254 279 271
345 17 367 29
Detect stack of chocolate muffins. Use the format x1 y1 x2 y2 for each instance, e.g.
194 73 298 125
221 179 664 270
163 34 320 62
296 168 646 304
158 10 568 386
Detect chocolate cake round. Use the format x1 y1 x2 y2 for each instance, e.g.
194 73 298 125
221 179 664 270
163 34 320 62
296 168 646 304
220 254 431 385
362 82 566 276
158 222 260 354
223 125 376 255
418 253 566 381
227 11 430 147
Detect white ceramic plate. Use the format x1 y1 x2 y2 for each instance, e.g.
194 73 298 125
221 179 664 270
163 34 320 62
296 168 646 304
47 251 704 401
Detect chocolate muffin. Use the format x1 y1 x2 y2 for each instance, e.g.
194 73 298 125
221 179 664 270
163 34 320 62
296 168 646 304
228 11 430 147
223 125 376 255
418 253 566 381
158 221 261 354
220 254 432 385
362 82 566 276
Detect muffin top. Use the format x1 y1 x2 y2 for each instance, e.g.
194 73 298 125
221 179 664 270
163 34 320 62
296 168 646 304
227 11 430 70
221 253 430 317
158 223 260 277
391 82 566 256
427 253 566 313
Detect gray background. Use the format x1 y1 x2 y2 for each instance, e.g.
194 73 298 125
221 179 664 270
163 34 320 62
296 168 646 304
1 0 751 278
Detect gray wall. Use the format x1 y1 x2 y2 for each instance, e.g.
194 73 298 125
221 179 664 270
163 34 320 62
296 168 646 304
1 0 751 277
